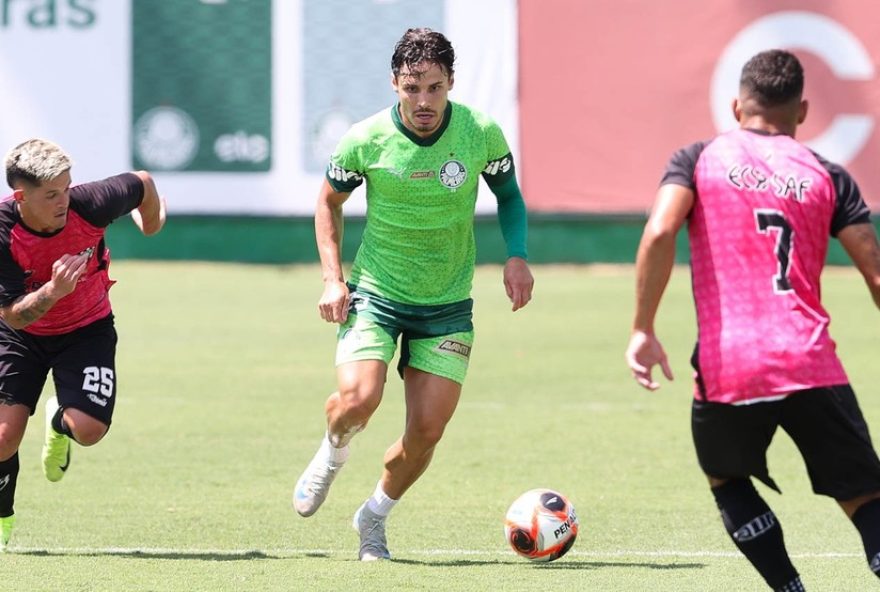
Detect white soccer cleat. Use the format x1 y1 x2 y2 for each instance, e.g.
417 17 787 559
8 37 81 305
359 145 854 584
292 443 348 517
353 502 390 561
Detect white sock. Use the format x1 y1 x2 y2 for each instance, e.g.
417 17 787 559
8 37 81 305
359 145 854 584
320 432 349 465
366 482 398 517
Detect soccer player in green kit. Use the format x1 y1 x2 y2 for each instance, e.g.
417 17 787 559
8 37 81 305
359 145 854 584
292 27 533 561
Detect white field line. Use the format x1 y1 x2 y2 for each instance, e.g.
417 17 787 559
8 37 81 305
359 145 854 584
5 547 862 560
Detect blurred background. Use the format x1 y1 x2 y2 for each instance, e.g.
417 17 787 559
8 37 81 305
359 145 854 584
1 0 878 263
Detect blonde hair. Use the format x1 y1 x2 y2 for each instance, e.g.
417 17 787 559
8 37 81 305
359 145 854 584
5 138 73 189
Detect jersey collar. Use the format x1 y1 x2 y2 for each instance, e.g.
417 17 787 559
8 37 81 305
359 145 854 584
743 127 787 137
391 102 453 146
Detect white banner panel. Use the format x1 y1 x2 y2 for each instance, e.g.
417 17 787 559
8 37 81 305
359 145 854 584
0 1 131 186
0 0 519 215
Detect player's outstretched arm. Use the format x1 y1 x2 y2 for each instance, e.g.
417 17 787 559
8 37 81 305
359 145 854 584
0 252 89 329
130 170 166 236
627 183 692 390
838 222 880 310
315 179 352 323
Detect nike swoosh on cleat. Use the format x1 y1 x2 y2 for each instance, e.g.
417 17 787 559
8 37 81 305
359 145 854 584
59 449 70 472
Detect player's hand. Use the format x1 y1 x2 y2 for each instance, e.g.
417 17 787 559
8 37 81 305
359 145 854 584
131 196 167 236
625 330 674 391
503 257 534 312
318 279 350 324
47 252 90 299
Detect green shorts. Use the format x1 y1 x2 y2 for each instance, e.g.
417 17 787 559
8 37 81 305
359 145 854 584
335 286 475 385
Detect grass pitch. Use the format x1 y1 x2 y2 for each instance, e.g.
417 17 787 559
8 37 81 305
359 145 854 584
1 262 877 591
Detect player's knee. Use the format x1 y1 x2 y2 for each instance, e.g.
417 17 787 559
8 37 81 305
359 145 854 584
336 386 381 422
64 408 108 446
712 479 778 538
839 491 880 518
0 440 17 462
0 427 23 460
405 420 446 450
70 421 108 446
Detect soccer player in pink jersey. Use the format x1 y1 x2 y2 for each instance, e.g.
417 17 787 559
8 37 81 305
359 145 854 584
626 50 880 590
0 138 166 551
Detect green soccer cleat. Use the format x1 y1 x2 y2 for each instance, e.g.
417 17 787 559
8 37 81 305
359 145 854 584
0 514 14 552
42 397 71 483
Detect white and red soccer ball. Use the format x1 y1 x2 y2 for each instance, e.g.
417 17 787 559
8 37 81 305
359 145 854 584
504 488 578 562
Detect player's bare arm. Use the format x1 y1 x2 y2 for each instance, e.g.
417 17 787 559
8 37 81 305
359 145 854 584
626 183 693 390
315 179 352 323
0 252 88 329
838 222 880 309
129 170 166 236
503 256 533 312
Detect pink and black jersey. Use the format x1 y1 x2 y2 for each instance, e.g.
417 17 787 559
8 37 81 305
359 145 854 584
0 173 144 336
662 128 871 405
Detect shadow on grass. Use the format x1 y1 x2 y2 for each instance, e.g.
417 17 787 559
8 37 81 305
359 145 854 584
11 550 705 571
13 549 286 562
532 560 706 571
392 558 706 570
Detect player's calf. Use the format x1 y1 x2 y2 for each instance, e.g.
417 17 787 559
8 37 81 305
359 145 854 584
0 451 18 551
712 479 804 591
851 497 880 580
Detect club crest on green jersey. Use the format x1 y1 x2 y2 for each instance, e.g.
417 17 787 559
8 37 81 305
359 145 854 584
439 159 467 189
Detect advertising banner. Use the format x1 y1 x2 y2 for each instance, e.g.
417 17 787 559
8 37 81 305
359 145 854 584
519 0 880 213
132 0 272 172
0 0 518 215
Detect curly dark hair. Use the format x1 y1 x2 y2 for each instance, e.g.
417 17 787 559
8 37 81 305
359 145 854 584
740 49 804 107
391 28 455 78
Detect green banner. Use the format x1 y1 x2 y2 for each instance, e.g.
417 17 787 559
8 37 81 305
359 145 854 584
132 0 272 172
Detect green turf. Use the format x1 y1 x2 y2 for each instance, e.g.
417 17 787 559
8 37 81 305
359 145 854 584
2 263 877 590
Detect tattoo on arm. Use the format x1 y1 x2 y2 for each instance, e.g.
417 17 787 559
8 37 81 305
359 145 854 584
10 289 55 326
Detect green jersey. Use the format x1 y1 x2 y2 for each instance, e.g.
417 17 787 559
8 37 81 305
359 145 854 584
327 101 516 305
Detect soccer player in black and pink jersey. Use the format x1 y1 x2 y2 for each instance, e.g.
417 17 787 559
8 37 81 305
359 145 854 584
0 138 166 552
626 50 880 590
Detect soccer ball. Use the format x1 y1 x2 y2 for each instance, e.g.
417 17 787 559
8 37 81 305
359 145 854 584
504 488 578 562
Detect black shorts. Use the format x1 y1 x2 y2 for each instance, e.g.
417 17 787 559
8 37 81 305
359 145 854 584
0 314 118 426
692 385 880 500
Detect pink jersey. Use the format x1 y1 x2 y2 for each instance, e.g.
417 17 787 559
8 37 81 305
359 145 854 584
9 208 115 335
0 174 144 336
663 128 870 404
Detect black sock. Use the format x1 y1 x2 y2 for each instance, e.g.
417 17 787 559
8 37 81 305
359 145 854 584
712 479 803 591
851 497 880 578
51 406 73 437
0 452 19 518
